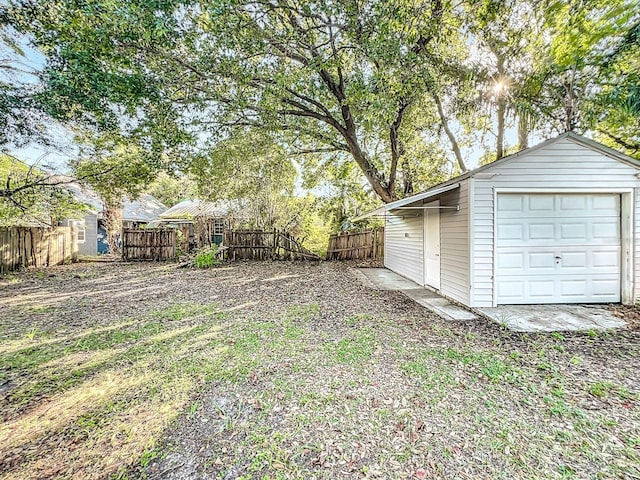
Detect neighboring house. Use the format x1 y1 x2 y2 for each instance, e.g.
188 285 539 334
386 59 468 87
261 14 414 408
355 132 640 307
60 182 101 256
149 199 238 245
61 182 166 255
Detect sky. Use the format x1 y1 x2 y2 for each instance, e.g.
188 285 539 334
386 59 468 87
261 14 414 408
1 25 75 172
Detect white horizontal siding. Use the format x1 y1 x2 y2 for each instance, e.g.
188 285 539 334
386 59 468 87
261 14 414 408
439 180 470 305
384 211 424 285
471 137 640 307
65 213 98 256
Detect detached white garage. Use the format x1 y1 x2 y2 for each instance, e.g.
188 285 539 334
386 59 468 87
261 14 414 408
360 132 640 308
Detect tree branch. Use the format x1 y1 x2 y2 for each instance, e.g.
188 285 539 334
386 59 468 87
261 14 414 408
433 92 467 172
597 129 640 152
388 100 409 195
279 97 346 133
1 166 118 199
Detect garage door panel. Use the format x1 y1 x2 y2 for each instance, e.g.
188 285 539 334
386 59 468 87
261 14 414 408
592 249 620 268
497 224 524 241
529 281 555 297
561 252 587 268
529 223 555 240
560 279 587 296
496 193 620 304
528 195 554 211
498 219 618 244
559 195 587 211
497 277 620 304
497 194 523 211
560 223 587 240
530 252 555 269
497 246 620 273
593 195 618 210
497 281 524 299
592 221 619 240
496 252 525 270
592 279 621 298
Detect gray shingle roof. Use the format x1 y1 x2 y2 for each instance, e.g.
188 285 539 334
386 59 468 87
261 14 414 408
123 194 167 222
156 199 237 220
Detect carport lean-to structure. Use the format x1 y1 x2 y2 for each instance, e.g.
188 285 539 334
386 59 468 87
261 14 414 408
356 132 640 308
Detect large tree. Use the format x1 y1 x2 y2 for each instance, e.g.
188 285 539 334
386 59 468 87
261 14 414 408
9 0 469 204
5 0 640 208
524 0 639 138
191 131 302 230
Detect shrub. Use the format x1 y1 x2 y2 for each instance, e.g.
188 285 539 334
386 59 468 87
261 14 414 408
194 245 219 268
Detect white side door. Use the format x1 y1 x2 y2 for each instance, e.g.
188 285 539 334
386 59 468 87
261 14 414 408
424 200 441 289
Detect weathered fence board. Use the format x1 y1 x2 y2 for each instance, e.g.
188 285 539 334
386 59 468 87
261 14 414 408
121 228 319 262
326 228 384 260
0 226 78 273
193 216 224 250
223 230 320 261
122 229 176 261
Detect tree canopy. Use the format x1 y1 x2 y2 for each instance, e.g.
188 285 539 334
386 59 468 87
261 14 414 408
2 0 639 212
7 0 471 204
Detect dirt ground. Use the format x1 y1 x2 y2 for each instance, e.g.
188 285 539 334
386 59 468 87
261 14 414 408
0 261 639 480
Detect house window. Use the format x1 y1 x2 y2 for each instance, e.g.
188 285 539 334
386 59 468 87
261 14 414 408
73 220 86 243
213 218 225 235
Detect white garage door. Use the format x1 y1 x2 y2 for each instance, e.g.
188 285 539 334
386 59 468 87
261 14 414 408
496 193 620 304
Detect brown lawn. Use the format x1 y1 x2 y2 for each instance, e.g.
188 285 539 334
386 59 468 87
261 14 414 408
0 261 639 480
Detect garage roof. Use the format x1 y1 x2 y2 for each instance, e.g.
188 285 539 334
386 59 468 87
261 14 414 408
352 132 640 221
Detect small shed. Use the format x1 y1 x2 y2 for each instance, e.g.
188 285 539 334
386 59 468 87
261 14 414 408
149 199 237 246
357 132 640 307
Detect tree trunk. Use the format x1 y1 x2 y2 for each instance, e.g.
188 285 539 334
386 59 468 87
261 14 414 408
496 98 506 159
517 113 529 150
401 158 414 196
562 67 577 132
344 134 396 203
102 197 123 255
495 56 506 160
433 93 467 172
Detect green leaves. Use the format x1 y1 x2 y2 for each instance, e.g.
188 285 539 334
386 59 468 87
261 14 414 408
4 0 640 213
8 0 467 203
72 143 156 203
0 154 89 226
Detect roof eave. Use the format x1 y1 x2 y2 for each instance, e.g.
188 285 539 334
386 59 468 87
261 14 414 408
352 182 461 221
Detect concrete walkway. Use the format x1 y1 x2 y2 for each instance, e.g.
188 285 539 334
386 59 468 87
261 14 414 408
355 268 477 321
356 268 626 332
476 304 626 332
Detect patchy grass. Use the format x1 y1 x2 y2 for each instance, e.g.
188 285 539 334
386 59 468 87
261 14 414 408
0 292 227 478
587 380 637 401
1 262 639 480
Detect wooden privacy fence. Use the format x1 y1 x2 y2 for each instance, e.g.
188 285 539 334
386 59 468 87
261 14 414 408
223 230 320 261
121 228 320 262
122 228 176 261
326 227 384 260
0 226 77 273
